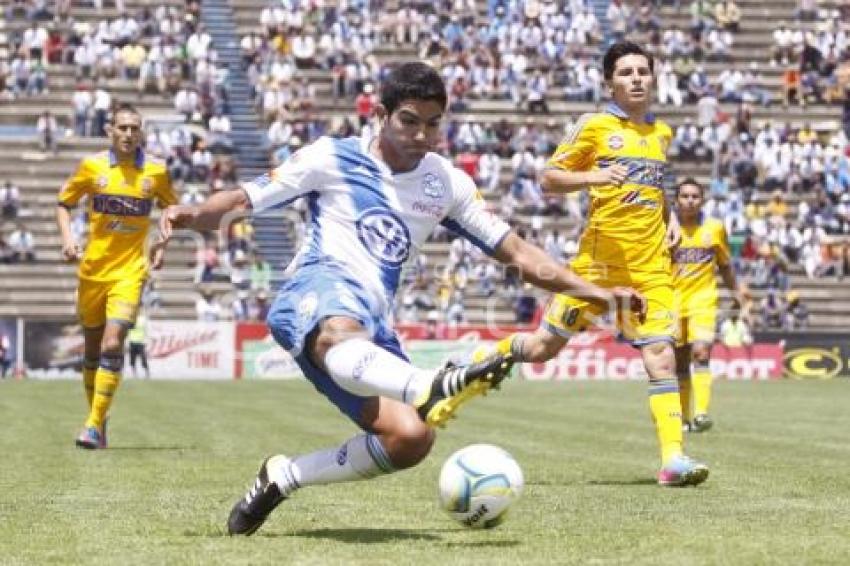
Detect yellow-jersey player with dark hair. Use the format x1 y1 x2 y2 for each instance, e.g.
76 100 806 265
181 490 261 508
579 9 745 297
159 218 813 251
56 103 177 449
673 178 742 433
480 41 710 487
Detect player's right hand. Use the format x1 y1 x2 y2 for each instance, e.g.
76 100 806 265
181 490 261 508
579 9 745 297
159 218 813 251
591 164 629 186
61 239 81 262
151 205 195 270
158 205 194 242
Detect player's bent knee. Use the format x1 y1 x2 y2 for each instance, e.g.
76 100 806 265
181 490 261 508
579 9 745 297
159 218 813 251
383 418 435 469
311 317 368 363
642 341 675 375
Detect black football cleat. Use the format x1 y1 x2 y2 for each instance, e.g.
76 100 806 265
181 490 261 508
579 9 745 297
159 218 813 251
227 455 293 536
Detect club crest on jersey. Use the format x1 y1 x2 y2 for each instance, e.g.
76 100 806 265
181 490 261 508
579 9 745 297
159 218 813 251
422 173 446 199
141 177 153 196
356 208 411 266
607 135 625 150
97 175 109 188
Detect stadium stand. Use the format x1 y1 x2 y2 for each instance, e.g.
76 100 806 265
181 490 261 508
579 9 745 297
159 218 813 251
1 0 849 332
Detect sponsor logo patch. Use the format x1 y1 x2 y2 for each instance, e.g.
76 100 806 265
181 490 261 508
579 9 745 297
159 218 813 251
412 200 444 218
620 190 658 208
784 348 841 379
105 220 141 234
336 444 348 466
92 194 153 217
355 208 411 266
353 351 377 381
297 292 318 321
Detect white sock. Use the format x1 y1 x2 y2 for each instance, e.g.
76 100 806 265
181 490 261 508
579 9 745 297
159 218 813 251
270 434 395 490
324 338 432 405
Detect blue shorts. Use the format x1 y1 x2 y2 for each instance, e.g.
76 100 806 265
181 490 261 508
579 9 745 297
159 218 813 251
266 263 408 427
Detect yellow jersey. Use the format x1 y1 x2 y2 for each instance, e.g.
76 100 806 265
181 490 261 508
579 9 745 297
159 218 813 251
672 214 731 307
547 103 673 275
58 149 177 282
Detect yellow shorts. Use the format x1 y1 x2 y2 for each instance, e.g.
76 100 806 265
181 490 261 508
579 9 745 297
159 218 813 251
543 268 676 345
676 307 717 347
77 277 145 329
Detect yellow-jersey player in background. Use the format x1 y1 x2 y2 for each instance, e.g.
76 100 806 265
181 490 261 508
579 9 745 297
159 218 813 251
672 178 743 434
481 41 709 487
56 103 177 449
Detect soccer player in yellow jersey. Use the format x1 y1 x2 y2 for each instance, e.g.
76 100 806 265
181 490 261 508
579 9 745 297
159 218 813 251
482 42 709 486
55 103 177 449
672 179 743 433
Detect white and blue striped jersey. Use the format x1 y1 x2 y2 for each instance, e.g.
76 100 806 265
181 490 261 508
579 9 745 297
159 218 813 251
242 136 511 316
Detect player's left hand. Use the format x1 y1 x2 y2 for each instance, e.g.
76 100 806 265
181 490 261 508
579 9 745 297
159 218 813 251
665 220 681 250
149 237 167 270
610 286 647 323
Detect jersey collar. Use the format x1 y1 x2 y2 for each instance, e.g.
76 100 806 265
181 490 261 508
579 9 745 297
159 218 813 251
605 102 655 124
108 147 145 169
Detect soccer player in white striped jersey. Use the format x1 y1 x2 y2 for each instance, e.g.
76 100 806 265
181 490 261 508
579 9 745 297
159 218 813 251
155 62 645 535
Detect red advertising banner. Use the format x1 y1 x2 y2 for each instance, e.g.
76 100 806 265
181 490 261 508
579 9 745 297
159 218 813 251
522 343 784 381
396 324 784 381
146 321 234 379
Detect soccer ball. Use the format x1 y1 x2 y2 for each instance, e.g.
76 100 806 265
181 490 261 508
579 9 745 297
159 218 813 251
438 444 524 529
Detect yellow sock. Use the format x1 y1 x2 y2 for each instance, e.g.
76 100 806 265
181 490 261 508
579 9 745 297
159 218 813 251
678 373 693 423
649 379 684 465
471 334 516 364
86 364 121 429
83 366 97 408
692 362 713 416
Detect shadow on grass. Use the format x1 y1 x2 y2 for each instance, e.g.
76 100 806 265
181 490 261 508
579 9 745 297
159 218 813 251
586 478 657 486
104 446 197 451
183 527 446 542
273 527 444 543
442 540 521 548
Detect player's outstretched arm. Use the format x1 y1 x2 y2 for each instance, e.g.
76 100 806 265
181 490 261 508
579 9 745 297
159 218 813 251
151 188 252 269
55 205 81 262
492 232 646 318
540 164 628 194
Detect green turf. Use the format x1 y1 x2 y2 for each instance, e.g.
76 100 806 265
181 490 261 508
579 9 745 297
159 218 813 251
1 378 849 565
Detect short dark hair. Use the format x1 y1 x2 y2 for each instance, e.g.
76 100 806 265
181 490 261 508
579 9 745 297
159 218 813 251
110 102 142 123
380 62 447 115
602 41 654 80
676 177 704 197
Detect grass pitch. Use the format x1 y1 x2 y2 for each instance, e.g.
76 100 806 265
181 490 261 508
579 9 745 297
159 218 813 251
1 378 848 565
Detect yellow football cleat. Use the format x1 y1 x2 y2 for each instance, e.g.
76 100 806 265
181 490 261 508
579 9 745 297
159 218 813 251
416 353 514 428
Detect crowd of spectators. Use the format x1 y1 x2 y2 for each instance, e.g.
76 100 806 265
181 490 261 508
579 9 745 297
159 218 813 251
4 0 850 328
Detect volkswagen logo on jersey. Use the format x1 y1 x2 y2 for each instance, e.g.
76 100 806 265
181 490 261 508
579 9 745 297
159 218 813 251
422 173 446 199
356 208 411 266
